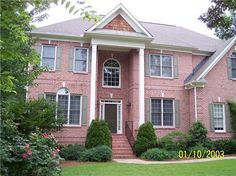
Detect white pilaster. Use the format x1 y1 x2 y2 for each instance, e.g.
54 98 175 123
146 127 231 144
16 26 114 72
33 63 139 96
90 44 97 124
139 48 145 126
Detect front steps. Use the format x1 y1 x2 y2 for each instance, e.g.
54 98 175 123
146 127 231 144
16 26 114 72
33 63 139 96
112 134 136 159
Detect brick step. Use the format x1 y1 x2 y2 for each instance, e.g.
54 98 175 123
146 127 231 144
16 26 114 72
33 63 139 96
112 148 133 151
113 150 134 154
112 145 131 148
113 152 134 156
112 142 130 145
113 154 136 159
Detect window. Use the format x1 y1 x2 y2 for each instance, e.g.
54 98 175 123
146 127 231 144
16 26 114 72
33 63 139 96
74 48 88 72
42 45 56 70
45 88 81 125
213 103 225 132
150 54 173 78
151 99 174 127
103 59 120 87
231 52 236 79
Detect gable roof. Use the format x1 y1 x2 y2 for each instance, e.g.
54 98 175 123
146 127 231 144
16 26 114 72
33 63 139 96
184 36 236 85
32 17 222 52
87 3 152 37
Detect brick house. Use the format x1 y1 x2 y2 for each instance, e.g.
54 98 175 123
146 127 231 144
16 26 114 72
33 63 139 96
30 4 236 157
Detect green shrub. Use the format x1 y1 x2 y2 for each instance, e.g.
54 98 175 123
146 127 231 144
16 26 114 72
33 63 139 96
0 120 61 176
141 148 176 161
213 139 236 154
1 98 65 134
160 131 189 151
188 121 208 147
80 145 112 162
228 101 236 139
85 119 112 149
134 122 157 156
59 144 85 160
188 144 208 158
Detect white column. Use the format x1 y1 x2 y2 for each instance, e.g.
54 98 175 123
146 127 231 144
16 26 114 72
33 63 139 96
90 44 97 124
139 48 145 126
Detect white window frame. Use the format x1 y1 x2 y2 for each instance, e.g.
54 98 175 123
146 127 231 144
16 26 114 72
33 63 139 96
213 103 226 133
150 98 175 128
231 51 236 79
102 59 121 88
149 54 174 79
41 45 57 71
45 88 82 127
99 99 123 134
73 47 89 73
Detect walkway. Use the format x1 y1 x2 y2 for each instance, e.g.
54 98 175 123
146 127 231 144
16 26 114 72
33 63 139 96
113 156 236 164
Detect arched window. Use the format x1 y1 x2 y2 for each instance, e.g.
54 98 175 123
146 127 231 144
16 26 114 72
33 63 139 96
45 88 81 125
103 59 120 87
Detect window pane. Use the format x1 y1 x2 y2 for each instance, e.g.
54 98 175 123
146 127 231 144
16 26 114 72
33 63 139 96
162 56 172 77
58 95 69 123
74 48 87 72
150 55 161 76
232 58 236 68
75 60 86 72
42 58 55 69
232 69 236 78
151 99 162 126
43 46 55 58
103 60 120 87
213 104 224 131
163 100 173 126
69 96 80 125
45 94 56 102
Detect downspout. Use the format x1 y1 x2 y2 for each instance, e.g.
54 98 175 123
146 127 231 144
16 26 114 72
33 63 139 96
194 86 198 122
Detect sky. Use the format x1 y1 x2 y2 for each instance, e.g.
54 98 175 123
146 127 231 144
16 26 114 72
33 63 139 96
34 0 216 38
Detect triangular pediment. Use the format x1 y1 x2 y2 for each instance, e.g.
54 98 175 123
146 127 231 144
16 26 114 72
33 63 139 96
87 4 152 37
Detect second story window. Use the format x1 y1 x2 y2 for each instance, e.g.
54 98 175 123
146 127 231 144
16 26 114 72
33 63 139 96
103 59 120 87
42 45 56 70
150 54 173 78
74 48 88 72
231 52 236 79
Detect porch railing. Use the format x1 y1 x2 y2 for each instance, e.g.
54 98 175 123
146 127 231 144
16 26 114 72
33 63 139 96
125 121 135 151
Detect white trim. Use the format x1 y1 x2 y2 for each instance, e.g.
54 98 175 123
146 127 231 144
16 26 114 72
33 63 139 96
150 98 175 128
89 44 97 124
91 38 145 49
87 3 152 37
41 45 57 71
213 103 226 133
73 47 89 73
196 37 236 80
139 48 145 126
102 59 121 88
149 54 174 79
99 99 123 134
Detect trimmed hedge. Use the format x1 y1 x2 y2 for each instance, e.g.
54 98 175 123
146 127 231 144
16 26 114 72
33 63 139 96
59 144 85 160
134 122 157 156
213 139 236 154
160 131 189 151
85 119 111 149
80 145 112 162
141 148 176 161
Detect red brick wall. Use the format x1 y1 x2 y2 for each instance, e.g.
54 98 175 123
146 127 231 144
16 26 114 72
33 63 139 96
103 14 135 32
28 40 91 144
196 45 236 140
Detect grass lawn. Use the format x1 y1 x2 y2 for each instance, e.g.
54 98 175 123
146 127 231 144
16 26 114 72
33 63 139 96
62 159 236 176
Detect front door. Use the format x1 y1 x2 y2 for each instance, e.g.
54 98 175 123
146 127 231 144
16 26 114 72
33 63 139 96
100 100 122 134
105 104 117 133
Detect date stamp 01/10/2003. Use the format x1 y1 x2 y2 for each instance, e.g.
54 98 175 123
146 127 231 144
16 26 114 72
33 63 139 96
178 150 224 159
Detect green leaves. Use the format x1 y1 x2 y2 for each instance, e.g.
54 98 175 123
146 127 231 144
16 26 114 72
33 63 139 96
199 0 236 39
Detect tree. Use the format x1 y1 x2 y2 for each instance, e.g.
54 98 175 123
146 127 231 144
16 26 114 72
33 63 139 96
0 0 97 99
199 0 236 39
